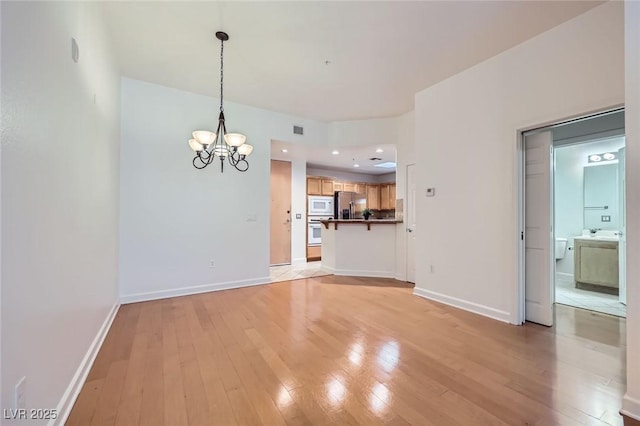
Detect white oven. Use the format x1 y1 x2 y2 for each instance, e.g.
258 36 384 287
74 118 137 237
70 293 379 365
308 222 322 246
308 196 334 216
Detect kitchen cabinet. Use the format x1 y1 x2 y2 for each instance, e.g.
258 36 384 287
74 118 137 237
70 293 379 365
334 182 344 192
342 182 355 192
307 245 321 261
380 184 396 210
307 177 321 195
366 185 380 210
307 177 335 196
321 180 334 196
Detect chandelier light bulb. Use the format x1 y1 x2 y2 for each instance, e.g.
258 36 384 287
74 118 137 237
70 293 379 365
188 139 204 152
224 133 247 147
238 144 254 156
192 131 215 146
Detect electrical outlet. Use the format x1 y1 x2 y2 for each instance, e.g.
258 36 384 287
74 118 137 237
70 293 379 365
209 260 215 268
15 376 26 409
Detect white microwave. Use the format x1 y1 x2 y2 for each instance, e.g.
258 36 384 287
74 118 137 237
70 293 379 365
308 196 334 216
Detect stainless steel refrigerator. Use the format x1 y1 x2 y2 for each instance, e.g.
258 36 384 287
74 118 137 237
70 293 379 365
334 191 367 219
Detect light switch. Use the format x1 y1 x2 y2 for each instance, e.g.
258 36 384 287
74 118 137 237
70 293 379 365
296 214 302 219
601 215 611 222
426 188 436 197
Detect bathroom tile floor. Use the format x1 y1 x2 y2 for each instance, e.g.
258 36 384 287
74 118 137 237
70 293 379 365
555 275 626 318
270 261 331 283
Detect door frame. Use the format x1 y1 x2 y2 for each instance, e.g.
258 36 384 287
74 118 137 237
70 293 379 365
515 105 625 325
406 163 416 283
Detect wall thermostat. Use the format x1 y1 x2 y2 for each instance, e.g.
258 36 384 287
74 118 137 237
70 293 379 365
426 187 436 197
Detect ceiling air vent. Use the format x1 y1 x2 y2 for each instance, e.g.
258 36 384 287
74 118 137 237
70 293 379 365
293 125 304 135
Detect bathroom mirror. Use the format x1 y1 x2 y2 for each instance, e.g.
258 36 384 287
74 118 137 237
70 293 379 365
583 163 619 230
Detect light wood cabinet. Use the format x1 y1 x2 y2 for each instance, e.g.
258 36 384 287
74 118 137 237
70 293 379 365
343 182 355 192
366 185 380 210
321 180 334 196
307 245 321 260
307 177 336 196
334 181 344 192
307 177 321 195
380 185 390 210
389 184 396 209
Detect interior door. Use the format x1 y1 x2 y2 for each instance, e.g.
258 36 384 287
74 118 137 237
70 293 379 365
406 164 416 283
618 146 626 304
270 160 292 265
524 131 554 326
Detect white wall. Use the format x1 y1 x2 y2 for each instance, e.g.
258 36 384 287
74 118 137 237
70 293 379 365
328 117 397 147
394 111 415 282
554 137 625 276
290 159 307 264
1 2 120 423
623 0 640 421
413 2 624 323
119 78 329 301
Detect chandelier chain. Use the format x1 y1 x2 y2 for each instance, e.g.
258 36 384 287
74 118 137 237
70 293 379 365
219 38 224 112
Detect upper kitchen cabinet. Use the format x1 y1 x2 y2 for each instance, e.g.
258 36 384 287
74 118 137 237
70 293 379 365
380 183 396 210
366 185 380 210
307 177 322 195
307 177 336 196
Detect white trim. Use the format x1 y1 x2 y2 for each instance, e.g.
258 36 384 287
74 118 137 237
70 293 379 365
52 303 120 426
622 394 640 421
413 287 511 324
323 265 395 279
120 277 271 304
291 257 307 265
555 272 574 281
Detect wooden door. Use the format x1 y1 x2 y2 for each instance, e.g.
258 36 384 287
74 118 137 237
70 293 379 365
524 131 553 326
271 160 292 265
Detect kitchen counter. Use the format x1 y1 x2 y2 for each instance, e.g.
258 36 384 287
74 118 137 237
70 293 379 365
321 220 400 278
320 219 402 231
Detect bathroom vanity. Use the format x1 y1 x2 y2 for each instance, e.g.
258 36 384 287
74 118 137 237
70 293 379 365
574 236 619 294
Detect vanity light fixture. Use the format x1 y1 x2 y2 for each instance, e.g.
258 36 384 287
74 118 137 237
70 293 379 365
588 152 617 164
187 31 252 172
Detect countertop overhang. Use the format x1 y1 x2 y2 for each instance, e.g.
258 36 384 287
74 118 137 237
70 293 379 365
320 219 403 231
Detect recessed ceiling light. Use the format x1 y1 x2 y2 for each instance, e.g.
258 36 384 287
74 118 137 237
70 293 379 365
589 154 602 162
353 164 360 168
281 149 288 153
603 152 616 160
375 148 384 153
332 150 339 155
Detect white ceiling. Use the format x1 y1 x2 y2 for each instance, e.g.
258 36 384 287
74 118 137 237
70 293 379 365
271 140 396 175
102 1 602 122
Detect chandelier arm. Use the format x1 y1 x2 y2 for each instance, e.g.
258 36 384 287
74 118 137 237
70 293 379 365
234 158 249 172
193 155 209 169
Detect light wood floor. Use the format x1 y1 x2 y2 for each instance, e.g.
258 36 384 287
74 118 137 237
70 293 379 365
67 275 626 425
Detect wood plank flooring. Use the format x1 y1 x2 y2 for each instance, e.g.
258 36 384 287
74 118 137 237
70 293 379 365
67 275 626 425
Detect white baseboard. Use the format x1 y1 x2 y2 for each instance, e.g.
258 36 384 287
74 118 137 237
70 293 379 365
53 302 120 426
622 394 640 421
120 276 271 304
323 265 395 279
292 257 307 265
413 287 511 323
555 272 574 281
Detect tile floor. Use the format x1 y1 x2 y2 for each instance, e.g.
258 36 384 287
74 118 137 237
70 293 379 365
269 260 331 283
555 275 626 318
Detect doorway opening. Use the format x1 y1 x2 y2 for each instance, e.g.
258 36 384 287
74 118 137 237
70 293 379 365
519 108 626 326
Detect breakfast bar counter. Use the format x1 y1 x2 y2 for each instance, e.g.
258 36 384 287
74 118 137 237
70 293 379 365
320 219 401 278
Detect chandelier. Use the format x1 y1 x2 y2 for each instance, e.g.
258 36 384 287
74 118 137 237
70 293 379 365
188 31 253 172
